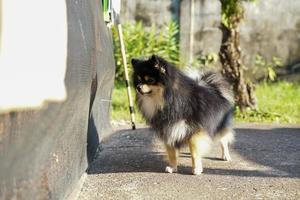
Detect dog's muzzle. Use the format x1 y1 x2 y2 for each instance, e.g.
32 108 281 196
136 84 152 95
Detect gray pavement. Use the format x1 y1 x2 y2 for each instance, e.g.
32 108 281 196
78 124 300 200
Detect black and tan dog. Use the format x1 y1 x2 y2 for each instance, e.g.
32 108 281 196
132 55 234 175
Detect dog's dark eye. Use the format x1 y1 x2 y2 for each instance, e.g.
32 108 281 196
147 77 156 84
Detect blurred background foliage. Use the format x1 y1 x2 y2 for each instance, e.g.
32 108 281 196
112 21 180 80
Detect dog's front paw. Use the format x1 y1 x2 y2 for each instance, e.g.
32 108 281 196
192 167 203 175
222 154 232 162
165 166 177 173
222 156 231 162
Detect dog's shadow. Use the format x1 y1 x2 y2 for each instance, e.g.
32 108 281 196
87 127 300 178
87 128 167 174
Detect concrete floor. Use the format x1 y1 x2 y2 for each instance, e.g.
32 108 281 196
78 124 300 200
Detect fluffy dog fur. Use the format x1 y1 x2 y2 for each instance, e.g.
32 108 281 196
132 55 235 175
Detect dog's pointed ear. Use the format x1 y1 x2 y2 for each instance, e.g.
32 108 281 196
131 58 140 71
150 55 166 74
131 58 139 66
150 54 159 64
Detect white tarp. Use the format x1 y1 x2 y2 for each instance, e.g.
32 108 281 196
0 0 67 113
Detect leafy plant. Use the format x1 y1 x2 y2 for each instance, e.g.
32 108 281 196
235 106 285 123
221 0 257 28
193 52 218 68
112 21 180 81
255 55 283 82
220 0 244 28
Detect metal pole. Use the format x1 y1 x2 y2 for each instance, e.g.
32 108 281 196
116 24 136 130
189 0 195 64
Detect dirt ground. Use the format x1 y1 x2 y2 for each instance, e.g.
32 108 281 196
78 124 300 200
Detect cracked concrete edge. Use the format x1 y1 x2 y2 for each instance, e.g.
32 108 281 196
65 173 87 200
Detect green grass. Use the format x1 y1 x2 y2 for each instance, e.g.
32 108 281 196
110 81 144 123
235 81 300 124
111 81 300 124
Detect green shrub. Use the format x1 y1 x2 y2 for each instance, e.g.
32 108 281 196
112 21 179 81
192 52 219 69
254 55 283 82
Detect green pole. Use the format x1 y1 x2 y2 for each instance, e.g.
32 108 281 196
103 0 110 22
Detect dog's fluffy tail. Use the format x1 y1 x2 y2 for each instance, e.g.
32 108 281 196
184 68 234 104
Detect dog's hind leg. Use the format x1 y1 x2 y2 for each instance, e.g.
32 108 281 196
219 129 234 161
221 139 231 161
188 131 211 175
165 145 178 173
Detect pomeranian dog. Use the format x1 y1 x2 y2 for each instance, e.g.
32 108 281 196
132 55 234 175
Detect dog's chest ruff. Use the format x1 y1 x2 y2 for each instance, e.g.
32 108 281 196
137 92 164 120
164 120 189 146
138 96 158 119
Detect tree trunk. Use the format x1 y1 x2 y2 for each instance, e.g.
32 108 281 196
219 9 257 111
